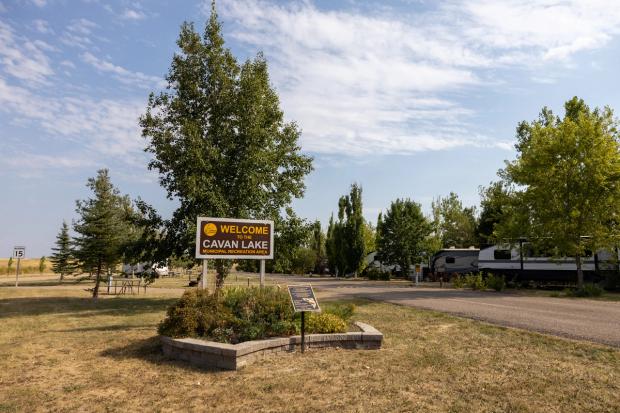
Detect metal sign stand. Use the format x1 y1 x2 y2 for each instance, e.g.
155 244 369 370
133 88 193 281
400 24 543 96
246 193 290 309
200 259 207 290
15 257 21 287
259 259 265 288
301 311 306 353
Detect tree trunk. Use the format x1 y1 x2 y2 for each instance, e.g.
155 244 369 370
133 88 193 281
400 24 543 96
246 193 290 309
93 258 102 298
576 254 584 289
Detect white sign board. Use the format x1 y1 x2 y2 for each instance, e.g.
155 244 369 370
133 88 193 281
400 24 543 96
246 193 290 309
13 246 25 259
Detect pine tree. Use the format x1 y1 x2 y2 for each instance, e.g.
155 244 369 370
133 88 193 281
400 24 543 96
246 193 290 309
50 221 75 281
140 1 312 288
73 169 127 298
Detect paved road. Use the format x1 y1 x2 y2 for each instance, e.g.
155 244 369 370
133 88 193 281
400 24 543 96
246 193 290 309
272 276 620 347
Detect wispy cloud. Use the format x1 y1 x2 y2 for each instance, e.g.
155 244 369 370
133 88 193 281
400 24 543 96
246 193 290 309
60 18 98 49
0 77 146 158
0 21 54 85
81 52 164 89
32 19 53 34
121 9 146 20
218 0 620 156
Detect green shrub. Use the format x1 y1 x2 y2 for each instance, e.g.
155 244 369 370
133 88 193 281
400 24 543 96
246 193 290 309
567 284 604 297
452 274 465 288
158 287 297 343
602 272 620 291
486 273 506 292
364 267 389 281
464 273 487 291
305 313 347 333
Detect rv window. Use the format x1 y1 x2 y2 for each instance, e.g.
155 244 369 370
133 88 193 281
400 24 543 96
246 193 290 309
445 257 455 264
494 249 511 260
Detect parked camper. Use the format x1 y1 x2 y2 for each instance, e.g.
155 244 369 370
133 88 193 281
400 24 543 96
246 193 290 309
122 262 169 278
430 248 479 280
478 244 614 283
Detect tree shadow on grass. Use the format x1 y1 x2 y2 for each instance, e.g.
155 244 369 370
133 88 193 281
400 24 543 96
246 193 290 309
0 296 178 319
100 336 228 374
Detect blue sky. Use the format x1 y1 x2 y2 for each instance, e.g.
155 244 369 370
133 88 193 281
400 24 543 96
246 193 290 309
2 0 620 257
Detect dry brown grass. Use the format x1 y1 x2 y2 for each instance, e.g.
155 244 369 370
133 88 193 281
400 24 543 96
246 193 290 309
0 286 619 412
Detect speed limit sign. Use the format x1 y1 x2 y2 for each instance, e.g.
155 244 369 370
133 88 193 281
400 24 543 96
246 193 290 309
13 246 25 259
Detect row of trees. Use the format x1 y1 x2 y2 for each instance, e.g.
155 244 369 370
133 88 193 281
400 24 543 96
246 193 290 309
50 1 620 291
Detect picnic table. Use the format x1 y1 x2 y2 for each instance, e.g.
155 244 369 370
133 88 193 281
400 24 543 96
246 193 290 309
106 277 145 295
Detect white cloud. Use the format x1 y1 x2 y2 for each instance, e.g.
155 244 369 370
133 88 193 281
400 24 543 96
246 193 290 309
0 21 54 85
61 18 98 49
30 0 46 7
32 19 53 34
80 52 164 89
217 0 620 156
121 9 146 20
0 77 146 158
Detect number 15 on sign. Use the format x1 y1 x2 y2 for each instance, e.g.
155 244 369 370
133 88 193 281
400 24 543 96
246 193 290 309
13 246 25 287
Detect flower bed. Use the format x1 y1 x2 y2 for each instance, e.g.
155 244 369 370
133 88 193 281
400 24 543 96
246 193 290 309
161 321 383 370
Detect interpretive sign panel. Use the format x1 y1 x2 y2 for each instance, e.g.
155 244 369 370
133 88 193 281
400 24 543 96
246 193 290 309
287 285 321 312
195 217 274 259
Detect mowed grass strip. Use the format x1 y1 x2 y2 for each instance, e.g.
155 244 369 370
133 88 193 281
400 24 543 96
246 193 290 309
0 287 618 413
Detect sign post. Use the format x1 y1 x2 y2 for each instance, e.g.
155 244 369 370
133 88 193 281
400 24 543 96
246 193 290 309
414 264 421 286
13 246 25 287
196 217 274 290
287 285 320 353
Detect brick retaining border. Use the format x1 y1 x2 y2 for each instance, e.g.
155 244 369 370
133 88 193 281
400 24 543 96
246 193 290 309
161 321 383 370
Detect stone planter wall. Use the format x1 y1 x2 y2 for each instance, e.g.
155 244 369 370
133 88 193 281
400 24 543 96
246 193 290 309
161 321 383 370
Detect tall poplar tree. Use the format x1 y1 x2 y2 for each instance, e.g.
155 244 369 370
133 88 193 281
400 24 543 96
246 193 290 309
140 2 312 288
497 97 620 287
50 221 75 281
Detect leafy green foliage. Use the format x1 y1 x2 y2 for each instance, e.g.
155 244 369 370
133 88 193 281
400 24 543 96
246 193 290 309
140 5 312 288
158 287 297 343
486 273 506 291
7 257 13 273
567 284 604 297
497 97 620 287
376 198 431 278
477 182 508 247
432 192 478 248
326 184 366 276
38 256 46 274
158 287 354 341
305 313 347 334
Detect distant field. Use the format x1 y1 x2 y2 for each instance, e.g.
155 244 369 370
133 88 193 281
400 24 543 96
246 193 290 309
0 286 618 412
0 258 51 275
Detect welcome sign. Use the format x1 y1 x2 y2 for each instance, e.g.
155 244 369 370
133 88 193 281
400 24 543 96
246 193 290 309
195 217 274 259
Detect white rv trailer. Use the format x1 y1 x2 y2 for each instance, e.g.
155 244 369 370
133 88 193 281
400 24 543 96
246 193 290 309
430 248 479 280
478 245 617 282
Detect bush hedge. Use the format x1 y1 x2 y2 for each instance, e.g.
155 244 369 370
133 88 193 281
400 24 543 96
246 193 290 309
158 287 353 343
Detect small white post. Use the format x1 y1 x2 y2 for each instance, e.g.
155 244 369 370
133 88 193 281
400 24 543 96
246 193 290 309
15 258 21 287
200 259 207 290
259 259 265 288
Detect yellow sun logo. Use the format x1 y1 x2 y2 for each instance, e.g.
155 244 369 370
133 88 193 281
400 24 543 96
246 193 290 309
204 223 217 237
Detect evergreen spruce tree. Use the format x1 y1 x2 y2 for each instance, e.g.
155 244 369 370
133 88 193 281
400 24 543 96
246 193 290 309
73 169 127 298
140 1 312 288
50 221 75 281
